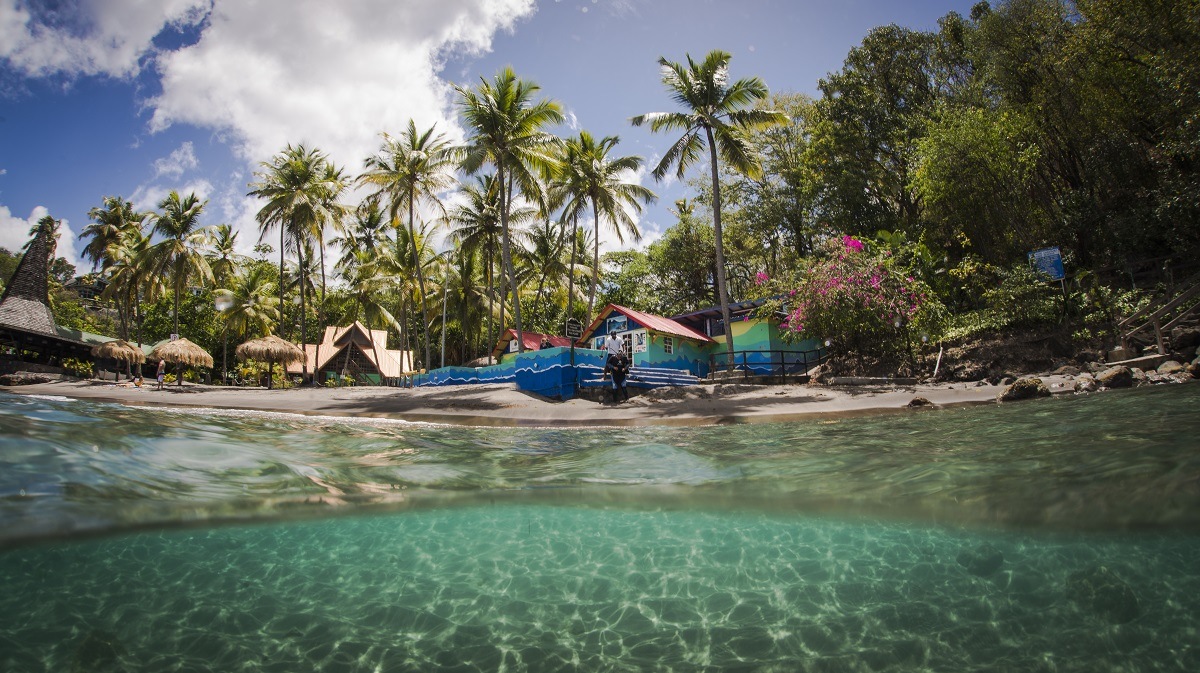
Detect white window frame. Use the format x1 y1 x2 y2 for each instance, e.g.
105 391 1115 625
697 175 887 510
663 336 674 355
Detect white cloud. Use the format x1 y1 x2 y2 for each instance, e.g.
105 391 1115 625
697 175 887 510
129 179 215 217
148 0 538 171
0 0 209 79
152 141 199 179
0 204 78 268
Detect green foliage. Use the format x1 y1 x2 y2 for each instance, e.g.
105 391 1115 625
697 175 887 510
778 236 946 356
61 357 94 379
599 250 657 313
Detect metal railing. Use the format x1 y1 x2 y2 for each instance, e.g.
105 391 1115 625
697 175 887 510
707 348 827 381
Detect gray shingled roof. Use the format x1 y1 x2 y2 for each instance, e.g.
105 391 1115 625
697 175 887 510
0 221 61 337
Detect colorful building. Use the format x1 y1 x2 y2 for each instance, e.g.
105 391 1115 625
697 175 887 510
288 322 413 385
577 304 713 375
671 297 825 376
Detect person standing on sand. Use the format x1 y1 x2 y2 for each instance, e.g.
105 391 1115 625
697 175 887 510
604 332 623 359
609 352 630 403
156 359 166 390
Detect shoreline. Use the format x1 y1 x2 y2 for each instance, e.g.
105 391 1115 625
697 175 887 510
0 377 1050 427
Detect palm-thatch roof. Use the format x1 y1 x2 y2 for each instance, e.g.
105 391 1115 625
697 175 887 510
236 334 306 365
91 339 146 363
150 338 214 368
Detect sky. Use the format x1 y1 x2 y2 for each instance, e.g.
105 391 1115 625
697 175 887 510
0 0 977 273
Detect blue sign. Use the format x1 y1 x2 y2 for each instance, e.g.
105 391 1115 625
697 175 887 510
1028 247 1065 281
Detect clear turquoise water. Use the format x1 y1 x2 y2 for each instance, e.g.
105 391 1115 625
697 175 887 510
2 384 1199 671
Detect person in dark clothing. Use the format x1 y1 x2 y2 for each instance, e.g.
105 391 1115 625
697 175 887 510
608 352 630 403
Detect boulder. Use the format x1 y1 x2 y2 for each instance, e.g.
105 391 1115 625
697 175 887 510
1096 365 1133 389
957 543 1004 576
1156 360 1185 375
1066 566 1140 624
997 377 1050 401
1074 374 1098 393
1131 368 1149 385
1053 364 1082 376
906 396 934 408
1170 328 1200 354
1189 357 1200 378
0 373 53 386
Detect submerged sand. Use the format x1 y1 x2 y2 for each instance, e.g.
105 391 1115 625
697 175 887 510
0 377 1050 427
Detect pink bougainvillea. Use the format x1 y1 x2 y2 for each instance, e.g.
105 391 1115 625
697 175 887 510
779 236 938 355
754 271 770 286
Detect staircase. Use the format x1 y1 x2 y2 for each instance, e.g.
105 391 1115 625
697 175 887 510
1113 272 1200 358
578 364 700 390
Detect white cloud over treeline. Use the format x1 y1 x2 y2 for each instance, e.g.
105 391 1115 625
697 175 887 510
2 0 538 170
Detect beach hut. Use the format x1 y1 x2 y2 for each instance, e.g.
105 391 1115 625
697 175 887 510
577 304 713 375
91 338 146 380
149 337 214 387
288 322 413 386
237 334 305 390
491 329 574 364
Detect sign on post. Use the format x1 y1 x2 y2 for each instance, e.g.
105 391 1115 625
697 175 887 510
1028 247 1065 281
564 319 583 340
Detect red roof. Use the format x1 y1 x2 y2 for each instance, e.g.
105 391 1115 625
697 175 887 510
579 304 712 343
491 329 574 358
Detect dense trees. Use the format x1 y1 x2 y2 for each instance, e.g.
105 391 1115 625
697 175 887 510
26 0 1192 376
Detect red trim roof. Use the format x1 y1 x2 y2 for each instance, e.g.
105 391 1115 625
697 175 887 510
579 304 712 344
491 329 575 359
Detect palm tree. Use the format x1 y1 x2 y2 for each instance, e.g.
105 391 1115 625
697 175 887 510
456 68 563 356
556 131 656 319
150 191 213 341
248 143 340 338
82 196 144 273
448 174 535 357
248 144 342 382
216 264 279 343
359 121 459 370
100 225 158 342
631 50 785 370
207 224 241 288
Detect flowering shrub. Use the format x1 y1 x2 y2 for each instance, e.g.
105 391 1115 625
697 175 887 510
778 236 945 356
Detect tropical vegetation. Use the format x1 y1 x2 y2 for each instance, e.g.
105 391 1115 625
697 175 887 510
4 0 1194 379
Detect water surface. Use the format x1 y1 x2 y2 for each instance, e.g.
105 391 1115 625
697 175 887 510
1 384 1198 671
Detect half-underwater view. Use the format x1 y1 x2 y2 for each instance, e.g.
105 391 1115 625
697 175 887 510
4 0 1200 671
3 384 1200 672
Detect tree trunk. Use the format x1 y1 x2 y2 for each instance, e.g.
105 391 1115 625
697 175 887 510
707 128 736 372
409 190 432 371
588 199 600 319
299 251 308 385
500 169 525 353
279 225 287 339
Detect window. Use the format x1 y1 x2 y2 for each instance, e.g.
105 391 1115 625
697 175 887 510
663 337 674 355
593 336 605 350
621 333 632 354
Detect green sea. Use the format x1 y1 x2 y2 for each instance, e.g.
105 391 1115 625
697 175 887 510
1 384 1198 672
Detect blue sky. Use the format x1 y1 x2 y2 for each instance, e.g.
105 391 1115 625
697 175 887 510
1 0 975 272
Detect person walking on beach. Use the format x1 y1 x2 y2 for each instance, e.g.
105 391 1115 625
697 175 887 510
156 359 166 390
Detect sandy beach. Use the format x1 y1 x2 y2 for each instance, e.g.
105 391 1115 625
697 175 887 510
0 376 1053 426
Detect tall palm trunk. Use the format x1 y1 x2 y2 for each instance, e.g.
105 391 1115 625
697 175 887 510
706 128 736 372
299 251 308 384
566 213 580 361
279 225 287 339
315 242 326 386
485 252 495 361
588 199 601 319
500 168 525 353
408 191 432 371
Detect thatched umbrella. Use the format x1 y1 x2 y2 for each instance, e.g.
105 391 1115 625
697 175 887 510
150 338 214 387
91 339 146 380
236 334 306 390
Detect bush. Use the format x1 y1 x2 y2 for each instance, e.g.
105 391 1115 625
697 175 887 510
61 357 94 378
776 236 946 357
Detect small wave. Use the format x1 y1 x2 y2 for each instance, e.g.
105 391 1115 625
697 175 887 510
20 394 75 402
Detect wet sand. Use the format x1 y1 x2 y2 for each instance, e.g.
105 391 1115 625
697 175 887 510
1 377 1035 427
